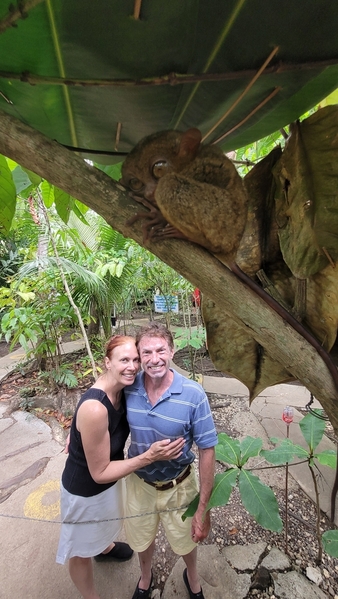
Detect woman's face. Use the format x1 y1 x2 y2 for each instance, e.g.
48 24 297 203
105 340 140 386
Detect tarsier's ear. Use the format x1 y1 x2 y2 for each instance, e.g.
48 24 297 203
179 128 202 158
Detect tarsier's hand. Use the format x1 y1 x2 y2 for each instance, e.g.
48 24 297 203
126 193 169 242
150 223 189 241
147 437 185 462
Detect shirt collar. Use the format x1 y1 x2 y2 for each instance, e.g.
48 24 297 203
134 368 183 396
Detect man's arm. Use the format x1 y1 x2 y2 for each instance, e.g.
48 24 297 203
191 446 215 543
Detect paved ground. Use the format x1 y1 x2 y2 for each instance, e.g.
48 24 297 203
0 339 337 598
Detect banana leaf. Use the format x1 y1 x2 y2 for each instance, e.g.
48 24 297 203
0 1 337 161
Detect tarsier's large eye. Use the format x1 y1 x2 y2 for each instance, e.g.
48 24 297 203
152 160 169 179
129 178 144 192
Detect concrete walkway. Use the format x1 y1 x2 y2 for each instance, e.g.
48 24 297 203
0 338 337 598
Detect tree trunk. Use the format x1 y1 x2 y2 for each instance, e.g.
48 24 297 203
0 110 337 431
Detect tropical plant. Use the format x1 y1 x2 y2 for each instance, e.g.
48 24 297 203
183 410 338 560
173 326 206 381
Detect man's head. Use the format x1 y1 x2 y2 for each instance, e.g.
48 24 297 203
136 322 174 350
136 323 174 380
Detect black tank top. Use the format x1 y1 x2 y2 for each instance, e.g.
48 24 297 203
62 387 129 497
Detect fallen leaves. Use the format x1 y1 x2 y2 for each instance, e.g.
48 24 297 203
32 407 73 429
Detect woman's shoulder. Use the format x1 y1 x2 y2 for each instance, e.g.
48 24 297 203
81 386 107 400
77 387 109 411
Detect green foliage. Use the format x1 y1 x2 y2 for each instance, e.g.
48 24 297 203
183 411 337 551
239 469 282 532
322 530 338 557
95 162 122 181
18 397 36 412
0 155 16 236
173 326 206 381
262 411 337 470
0 277 77 368
39 366 78 389
174 327 205 351
184 431 282 531
260 438 308 464
216 432 241 465
299 409 326 452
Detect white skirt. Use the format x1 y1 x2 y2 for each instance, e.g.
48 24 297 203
56 479 125 564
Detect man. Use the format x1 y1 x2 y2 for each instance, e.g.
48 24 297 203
124 322 217 599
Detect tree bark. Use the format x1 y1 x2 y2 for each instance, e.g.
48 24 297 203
0 110 337 431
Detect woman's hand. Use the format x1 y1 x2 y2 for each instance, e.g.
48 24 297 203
146 437 185 462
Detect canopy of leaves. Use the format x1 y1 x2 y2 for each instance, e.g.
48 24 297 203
0 1 337 163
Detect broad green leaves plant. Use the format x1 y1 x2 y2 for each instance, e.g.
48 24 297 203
174 327 205 351
183 411 338 556
183 432 282 532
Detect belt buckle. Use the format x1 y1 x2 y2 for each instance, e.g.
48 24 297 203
150 464 190 491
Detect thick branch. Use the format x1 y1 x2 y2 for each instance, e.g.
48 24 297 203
0 109 337 430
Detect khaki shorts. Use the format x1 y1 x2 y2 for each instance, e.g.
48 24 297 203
124 467 199 555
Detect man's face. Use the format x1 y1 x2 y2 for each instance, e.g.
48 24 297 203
138 335 174 380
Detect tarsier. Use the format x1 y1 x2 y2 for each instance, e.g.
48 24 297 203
120 128 338 382
121 128 338 520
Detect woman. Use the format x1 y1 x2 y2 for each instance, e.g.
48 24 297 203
56 335 184 599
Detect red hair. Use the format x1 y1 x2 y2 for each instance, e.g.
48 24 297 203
105 335 137 360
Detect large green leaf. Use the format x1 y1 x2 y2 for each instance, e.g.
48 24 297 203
207 469 239 510
0 155 16 236
239 436 262 464
41 180 54 208
54 187 74 224
261 438 308 465
322 530 338 557
315 449 337 469
0 1 337 162
11 165 32 195
299 410 326 452
182 469 238 520
216 433 241 466
238 469 283 532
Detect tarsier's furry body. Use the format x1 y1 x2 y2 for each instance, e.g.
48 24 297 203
121 129 248 261
120 128 338 390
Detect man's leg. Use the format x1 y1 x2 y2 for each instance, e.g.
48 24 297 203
69 556 100 599
182 547 201 594
136 540 156 590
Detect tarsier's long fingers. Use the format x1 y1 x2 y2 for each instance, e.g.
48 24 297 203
150 224 189 240
142 216 169 242
129 192 155 211
126 211 150 226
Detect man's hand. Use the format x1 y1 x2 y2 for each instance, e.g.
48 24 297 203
191 509 211 543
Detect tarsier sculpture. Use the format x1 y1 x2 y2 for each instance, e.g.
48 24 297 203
121 120 338 521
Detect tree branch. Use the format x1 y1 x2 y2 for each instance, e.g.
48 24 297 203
0 109 337 430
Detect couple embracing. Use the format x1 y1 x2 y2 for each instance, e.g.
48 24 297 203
56 322 217 599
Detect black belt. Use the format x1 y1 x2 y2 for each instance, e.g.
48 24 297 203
142 464 192 491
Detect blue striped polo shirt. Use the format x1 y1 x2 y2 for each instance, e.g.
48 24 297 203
125 369 218 482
